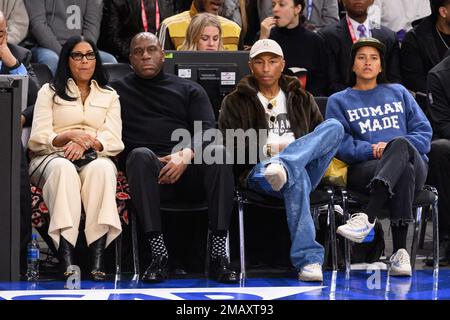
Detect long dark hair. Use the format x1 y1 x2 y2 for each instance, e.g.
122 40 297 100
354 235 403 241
51 36 110 102
347 45 388 87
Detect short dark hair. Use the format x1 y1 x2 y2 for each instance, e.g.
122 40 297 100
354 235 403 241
347 45 388 87
294 0 306 14
430 0 450 18
51 35 110 102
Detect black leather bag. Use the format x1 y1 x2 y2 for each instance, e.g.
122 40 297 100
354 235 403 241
72 148 97 169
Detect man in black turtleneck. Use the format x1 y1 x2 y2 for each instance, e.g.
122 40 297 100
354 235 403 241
259 0 328 96
319 0 401 95
110 32 238 284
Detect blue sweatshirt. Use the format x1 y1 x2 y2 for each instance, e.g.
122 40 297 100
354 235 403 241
325 84 432 164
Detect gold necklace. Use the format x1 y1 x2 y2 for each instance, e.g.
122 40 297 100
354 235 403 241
260 89 280 101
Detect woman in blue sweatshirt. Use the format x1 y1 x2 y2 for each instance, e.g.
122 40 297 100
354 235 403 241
326 37 432 277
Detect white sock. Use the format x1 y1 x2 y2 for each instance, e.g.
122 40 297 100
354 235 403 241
264 163 287 191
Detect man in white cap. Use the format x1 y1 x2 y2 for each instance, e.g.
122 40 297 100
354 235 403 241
219 39 344 282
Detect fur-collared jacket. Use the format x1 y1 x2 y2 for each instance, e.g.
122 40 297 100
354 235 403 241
218 74 323 185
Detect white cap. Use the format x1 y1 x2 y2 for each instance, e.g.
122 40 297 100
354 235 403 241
249 39 284 59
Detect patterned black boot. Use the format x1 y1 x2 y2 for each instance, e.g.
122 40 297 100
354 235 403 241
209 232 238 283
142 232 169 283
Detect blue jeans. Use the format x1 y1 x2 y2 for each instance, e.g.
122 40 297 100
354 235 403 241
32 47 118 76
246 119 344 270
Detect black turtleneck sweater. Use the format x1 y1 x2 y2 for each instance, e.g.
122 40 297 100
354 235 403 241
269 24 328 96
110 71 215 167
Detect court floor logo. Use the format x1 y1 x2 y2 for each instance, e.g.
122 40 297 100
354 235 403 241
0 286 325 300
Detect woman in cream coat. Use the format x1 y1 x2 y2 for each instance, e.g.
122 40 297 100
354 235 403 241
28 36 124 281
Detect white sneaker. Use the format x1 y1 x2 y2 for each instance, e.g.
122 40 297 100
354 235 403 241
298 263 323 282
264 163 287 191
389 249 412 277
336 212 376 243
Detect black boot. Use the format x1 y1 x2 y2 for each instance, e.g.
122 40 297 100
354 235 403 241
89 235 107 281
142 255 169 283
210 256 239 283
58 236 76 280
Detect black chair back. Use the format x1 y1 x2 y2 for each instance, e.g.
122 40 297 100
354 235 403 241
315 96 328 118
31 63 52 87
103 63 133 83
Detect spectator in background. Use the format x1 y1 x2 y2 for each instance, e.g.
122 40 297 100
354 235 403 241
368 0 430 43
0 10 26 76
401 0 450 94
319 0 401 95
302 0 339 32
0 0 28 45
180 13 224 51
158 0 241 50
99 0 175 63
24 0 117 76
28 36 124 281
243 0 268 46
259 0 328 96
425 52 450 266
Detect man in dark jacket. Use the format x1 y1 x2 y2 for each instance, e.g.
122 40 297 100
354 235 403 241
110 32 238 284
319 0 401 95
401 0 450 94
425 52 450 266
219 39 344 282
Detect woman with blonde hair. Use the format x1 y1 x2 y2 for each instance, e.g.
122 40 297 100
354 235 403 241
180 12 224 51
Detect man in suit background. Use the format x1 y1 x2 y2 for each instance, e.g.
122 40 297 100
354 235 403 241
319 0 401 95
303 0 339 31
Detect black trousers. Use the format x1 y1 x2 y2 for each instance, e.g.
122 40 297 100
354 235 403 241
348 137 428 225
20 144 31 274
427 139 450 240
125 146 234 233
